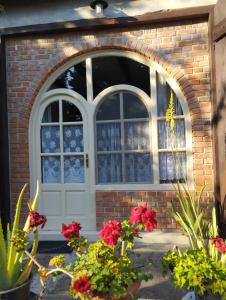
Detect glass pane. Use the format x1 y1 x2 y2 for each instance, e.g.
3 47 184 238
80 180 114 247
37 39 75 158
92 56 150 97
96 123 121 151
63 101 83 122
63 125 83 153
125 153 152 183
42 101 59 123
157 72 183 117
159 152 186 183
64 156 84 183
96 93 120 121
158 120 185 149
124 121 150 150
97 154 122 183
48 62 87 99
41 126 60 153
42 156 61 183
123 93 148 119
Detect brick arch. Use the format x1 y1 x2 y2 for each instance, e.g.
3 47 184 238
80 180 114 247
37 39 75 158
24 40 199 125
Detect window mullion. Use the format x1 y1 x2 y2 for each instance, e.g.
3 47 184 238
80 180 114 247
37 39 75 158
150 69 159 184
120 93 126 183
59 99 64 184
86 58 93 102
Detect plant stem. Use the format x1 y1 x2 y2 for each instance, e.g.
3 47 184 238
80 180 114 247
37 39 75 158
46 268 74 279
121 241 125 256
25 250 43 269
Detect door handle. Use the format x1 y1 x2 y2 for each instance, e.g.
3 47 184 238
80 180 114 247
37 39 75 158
85 154 89 168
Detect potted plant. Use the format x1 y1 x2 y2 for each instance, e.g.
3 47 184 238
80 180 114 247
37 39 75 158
30 204 157 299
162 245 226 299
161 92 226 299
0 183 46 300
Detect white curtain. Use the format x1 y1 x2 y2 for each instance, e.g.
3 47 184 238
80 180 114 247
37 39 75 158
96 121 152 183
159 152 186 182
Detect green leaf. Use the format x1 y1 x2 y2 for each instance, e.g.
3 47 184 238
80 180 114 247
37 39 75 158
7 183 28 280
0 218 10 289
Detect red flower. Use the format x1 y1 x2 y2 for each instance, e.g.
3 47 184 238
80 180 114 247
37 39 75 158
210 236 226 254
72 276 92 294
129 205 157 232
62 221 81 239
129 206 146 224
29 211 47 229
99 220 122 246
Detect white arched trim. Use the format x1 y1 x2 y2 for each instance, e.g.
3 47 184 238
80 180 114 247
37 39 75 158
30 49 194 194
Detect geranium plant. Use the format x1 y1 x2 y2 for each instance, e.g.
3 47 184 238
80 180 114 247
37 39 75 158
34 204 157 299
0 183 46 291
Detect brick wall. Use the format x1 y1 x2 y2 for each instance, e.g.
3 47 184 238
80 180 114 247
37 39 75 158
5 18 214 229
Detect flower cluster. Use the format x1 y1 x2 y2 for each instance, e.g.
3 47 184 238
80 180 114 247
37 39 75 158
58 205 156 299
72 276 92 295
129 205 157 232
29 210 47 229
99 220 122 246
210 236 226 254
62 221 81 239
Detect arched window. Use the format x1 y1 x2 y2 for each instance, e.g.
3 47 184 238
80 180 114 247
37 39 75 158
96 92 152 184
41 52 191 187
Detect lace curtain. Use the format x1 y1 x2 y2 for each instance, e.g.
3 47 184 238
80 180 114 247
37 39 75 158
41 123 84 184
159 152 186 183
96 121 152 183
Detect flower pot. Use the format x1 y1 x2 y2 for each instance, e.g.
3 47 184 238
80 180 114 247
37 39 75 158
121 280 141 300
0 279 31 300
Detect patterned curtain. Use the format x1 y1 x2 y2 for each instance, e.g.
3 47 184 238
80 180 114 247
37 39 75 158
96 121 152 183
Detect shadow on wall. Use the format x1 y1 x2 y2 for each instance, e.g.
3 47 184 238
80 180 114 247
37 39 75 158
211 83 226 237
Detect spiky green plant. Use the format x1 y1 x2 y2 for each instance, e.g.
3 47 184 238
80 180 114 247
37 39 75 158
0 182 39 290
172 183 210 250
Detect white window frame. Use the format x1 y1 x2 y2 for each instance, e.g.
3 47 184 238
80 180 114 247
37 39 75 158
29 50 194 193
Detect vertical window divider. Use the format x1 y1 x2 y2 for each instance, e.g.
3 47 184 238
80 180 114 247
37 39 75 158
120 93 126 183
59 99 64 185
86 58 93 102
150 69 159 185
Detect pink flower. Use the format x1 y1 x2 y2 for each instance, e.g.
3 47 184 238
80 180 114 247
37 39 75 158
129 206 146 223
210 236 226 254
99 220 122 246
129 205 157 232
62 221 81 239
29 211 47 229
72 276 92 294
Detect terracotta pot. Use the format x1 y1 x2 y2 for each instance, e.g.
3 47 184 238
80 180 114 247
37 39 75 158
92 281 141 300
0 279 31 300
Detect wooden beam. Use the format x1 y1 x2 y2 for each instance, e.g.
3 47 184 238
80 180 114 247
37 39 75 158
0 5 213 37
213 17 226 42
0 35 10 234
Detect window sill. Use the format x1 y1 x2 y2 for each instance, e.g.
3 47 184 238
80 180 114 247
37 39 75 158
95 183 194 191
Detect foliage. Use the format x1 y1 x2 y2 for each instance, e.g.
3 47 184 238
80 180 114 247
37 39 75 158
49 205 156 300
0 183 40 290
163 248 226 298
172 183 210 250
163 91 226 298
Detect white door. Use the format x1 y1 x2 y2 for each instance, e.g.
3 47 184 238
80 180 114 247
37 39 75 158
35 93 95 234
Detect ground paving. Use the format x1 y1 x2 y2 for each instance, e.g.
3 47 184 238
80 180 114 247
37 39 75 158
30 232 197 300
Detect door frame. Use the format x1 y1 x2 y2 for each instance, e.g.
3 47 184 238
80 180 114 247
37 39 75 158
29 88 96 240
